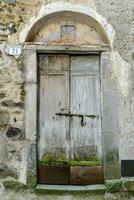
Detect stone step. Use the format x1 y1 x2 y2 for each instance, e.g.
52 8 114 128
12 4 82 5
35 184 106 194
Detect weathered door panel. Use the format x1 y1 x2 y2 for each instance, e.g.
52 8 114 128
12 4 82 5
38 54 103 185
70 56 102 160
38 164 70 185
70 166 103 185
38 55 70 162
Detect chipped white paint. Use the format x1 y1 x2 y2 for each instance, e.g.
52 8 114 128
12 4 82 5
20 1 115 47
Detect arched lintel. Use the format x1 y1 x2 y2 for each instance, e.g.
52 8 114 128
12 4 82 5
20 2 115 47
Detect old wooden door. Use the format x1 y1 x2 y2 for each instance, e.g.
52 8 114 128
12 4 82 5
38 55 103 185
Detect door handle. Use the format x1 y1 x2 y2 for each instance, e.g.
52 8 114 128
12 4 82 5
55 112 86 127
56 113 98 118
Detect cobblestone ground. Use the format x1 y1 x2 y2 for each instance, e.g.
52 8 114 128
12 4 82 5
0 180 134 200
0 190 104 200
1 186 134 200
1 189 134 200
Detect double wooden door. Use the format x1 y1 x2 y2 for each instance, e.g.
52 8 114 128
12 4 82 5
38 55 103 185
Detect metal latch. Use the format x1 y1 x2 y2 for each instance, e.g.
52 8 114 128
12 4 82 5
55 112 99 127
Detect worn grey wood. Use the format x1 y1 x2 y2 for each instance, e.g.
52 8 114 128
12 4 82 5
70 56 102 160
38 55 70 161
38 55 102 163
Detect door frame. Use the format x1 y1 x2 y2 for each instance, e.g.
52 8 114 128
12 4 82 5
23 44 120 188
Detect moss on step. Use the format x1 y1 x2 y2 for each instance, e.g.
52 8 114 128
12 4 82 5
122 178 134 191
3 180 28 192
26 169 37 189
35 188 67 195
106 179 123 193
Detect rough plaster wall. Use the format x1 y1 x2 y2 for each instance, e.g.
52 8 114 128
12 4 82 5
95 0 133 64
95 0 134 160
0 0 133 184
0 0 48 181
0 42 25 179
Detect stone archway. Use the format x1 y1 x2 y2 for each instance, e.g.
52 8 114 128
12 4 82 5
20 2 115 46
25 11 109 46
23 2 120 188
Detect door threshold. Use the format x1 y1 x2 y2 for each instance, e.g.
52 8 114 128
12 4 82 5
35 184 106 194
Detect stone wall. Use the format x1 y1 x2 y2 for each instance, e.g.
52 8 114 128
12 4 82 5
0 0 133 188
95 0 134 161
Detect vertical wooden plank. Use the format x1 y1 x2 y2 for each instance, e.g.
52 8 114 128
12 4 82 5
70 55 102 161
38 55 70 162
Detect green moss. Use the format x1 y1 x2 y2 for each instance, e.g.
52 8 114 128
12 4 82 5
0 167 18 179
41 153 66 163
68 160 102 166
26 169 36 189
40 160 69 166
35 189 102 196
106 179 123 193
39 157 102 167
3 180 27 192
123 179 134 192
35 188 66 195
105 149 119 162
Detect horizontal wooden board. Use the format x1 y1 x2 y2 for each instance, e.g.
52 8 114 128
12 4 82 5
70 166 104 185
38 165 70 185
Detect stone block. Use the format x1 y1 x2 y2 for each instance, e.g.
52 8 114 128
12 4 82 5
101 52 111 79
102 79 117 91
0 167 18 178
0 34 8 41
103 148 121 179
0 110 10 126
123 178 134 192
27 143 36 169
2 0 16 4
25 83 37 140
106 179 122 193
103 134 119 148
24 50 37 83
1 100 24 108
6 126 23 140
61 25 76 42
101 81 119 133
